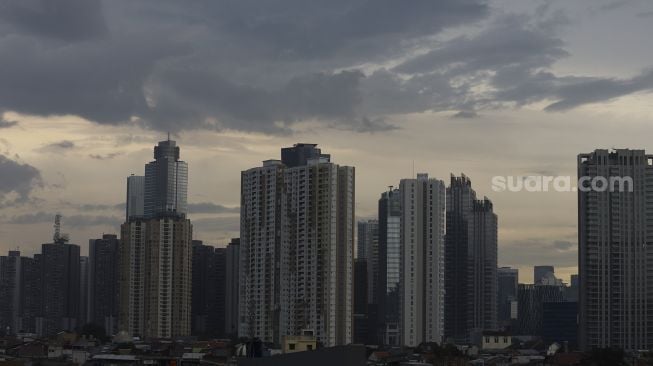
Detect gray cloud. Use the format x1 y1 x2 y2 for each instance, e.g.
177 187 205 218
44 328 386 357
0 155 42 204
501 237 577 269
452 111 478 119
192 216 240 233
0 119 18 128
6 211 120 228
187 202 240 214
89 153 121 160
0 0 108 41
47 140 75 149
0 0 651 134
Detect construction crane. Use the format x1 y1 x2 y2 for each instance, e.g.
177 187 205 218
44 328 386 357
53 214 69 244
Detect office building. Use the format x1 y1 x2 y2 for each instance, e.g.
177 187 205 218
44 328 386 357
378 188 401 346
79 256 89 326
119 139 193 339
516 284 565 336
399 173 446 347
445 175 498 344
534 266 554 285
89 234 120 335
144 138 188 219
41 239 81 335
225 238 240 337
126 175 145 221
239 144 354 347
542 302 578 347
0 251 21 335
497 267 518 329
358 220 379 307
578 149 653 350
353 259 369 344
191 240 227 337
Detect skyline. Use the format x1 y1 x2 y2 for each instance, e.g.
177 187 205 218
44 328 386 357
3 0 653 283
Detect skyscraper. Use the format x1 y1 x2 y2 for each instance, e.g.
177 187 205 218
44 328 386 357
0 251 41 335
144 139 188 219
358 220 379 307
79 256 89 326
533 265 554 285
378 188 401 346
399 173 446 347
119 139 193 339
578 149 653 351
497 267 518 329
41 239 81 335
126 175 145 221
225 238 240 337
191 240 227 338
89 234 120 335
239 144 354 347
445 175 498 344
0 251 21 335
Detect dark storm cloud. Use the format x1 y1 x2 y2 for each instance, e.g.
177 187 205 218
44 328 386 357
0 154 42 203
0 0 108 41
501 237 577 268
0 0 652 133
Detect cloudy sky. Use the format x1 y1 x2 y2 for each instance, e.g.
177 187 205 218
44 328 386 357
1 0 652 283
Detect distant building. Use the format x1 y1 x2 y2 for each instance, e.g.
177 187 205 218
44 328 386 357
353 259 369 344
578 149 653 351
89 234 120 335
225 238 240 337
358 220 379 306
239 144 354 346
0 251 21 335
41 241 81 335
283 330 317 354
399 173 446 347
119 217 193 338
378 188 401 346
126 175 145 221
481 331 512 350
533 266 554 285
79 256 89 326
119 139 193 339
144 139 188 219
497 267 518 329
445 175 498 344
516 284 565 336
542 302 578 348
191 240 227 337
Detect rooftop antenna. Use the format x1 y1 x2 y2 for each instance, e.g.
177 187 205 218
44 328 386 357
53 214 69 244
167 131 171 141
412 160 415 179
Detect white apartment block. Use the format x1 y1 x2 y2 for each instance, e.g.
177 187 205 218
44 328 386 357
399 174 445 347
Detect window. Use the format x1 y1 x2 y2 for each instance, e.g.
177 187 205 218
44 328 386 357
289 343 296 350
307 345 313 350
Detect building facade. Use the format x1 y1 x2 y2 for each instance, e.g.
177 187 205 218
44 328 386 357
89 234 120 335
445 175 498 344
497 267 518 329
378 188 401 346
399 174 446 347
578 149 653 350
144 139 188 219
41 241 81 336
119 139 193 339
225 238 240 337
239 144 354 347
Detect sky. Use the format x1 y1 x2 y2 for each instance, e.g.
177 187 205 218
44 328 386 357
1 0 653 283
